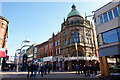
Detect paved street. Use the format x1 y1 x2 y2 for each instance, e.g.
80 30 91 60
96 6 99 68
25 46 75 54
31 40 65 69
0 71 104 80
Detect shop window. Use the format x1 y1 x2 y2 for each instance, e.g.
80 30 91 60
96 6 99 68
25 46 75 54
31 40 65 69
103 13 109 22
107 57 120 73
100 15 103 24
113 7 119 18
108 10 113 20
73 32 79 42
102 29 118 44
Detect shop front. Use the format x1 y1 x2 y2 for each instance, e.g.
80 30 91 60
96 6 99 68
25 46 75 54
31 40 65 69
107 55 120 75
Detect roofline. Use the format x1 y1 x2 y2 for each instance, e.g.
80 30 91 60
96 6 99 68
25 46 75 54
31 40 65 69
0 16 9 24
94 1 112 12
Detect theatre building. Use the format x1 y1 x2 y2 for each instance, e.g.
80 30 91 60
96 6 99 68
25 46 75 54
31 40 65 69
0 16 9 71
94 1 120 76
37 4 98 71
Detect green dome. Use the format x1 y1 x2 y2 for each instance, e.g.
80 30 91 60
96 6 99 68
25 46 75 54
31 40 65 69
67 4 81 18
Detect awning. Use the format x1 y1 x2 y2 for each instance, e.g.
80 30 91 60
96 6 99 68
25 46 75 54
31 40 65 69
64 56 99 61
38 58 43 62
39 56 53 62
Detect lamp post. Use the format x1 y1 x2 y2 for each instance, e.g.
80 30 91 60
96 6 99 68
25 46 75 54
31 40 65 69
19 39 30 71
75 42 78 61
68 49 70 71
15 49 21 72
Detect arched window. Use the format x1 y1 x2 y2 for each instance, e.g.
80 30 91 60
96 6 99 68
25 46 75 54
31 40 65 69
86 38 89 43
73 32 79 42
89 38 92 44
81 36 83 42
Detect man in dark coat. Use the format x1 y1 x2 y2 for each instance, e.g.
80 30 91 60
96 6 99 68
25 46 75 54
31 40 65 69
48 63 52 74
83 65 86 76
94 65 97 75
75 64 79 75
30 63 33 77
27 63 31 77
44 63 48 75
40 64 44 77
33 63 38 78
89 64 94 78
86 65 90 76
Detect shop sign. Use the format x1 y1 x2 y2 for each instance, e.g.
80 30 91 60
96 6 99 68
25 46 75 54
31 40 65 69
0 48 6 57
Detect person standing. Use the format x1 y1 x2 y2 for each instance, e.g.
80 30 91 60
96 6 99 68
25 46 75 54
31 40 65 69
40 64 44 77
94 64 97 75
44 63 48 75
75 64 79 75
30 63 33 77
33 63 38 78
86 64 90 76
48 63 52 74
67 66 70 72
89 64 94 78
27 63 31 77
83 65 86 76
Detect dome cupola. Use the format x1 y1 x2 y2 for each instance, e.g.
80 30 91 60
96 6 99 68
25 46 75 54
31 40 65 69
67 4 82 18
67 4 84 25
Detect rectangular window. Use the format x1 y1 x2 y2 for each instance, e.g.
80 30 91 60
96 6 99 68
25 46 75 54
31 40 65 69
81 36 83 42
113 7 119 18
97 36 100 46
118 5 120 14
69 37 71 43
117 27 120 41
102 29 118 44
100 15 103 24
108 11 113 20
55 41 57 46
58 40 60 45
103 13 108 22
65 39 67 45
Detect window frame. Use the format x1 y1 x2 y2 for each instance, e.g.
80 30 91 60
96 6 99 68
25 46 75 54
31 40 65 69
73 32 79 43
108 10 113 20
102 28 119 44
100 15 104 24
103 12 109 23
113 7 119 18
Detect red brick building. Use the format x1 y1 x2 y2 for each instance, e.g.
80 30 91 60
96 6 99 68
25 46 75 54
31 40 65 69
0 16 9 70
36 4 98 71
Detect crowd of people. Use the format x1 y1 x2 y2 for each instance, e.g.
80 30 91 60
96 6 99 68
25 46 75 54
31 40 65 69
75 63 99 78
27 62 52 78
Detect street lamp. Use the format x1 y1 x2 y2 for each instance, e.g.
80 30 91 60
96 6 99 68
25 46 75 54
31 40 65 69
15 49 21 72
68 49 70 71
75 42 78 61
19 39 30 71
